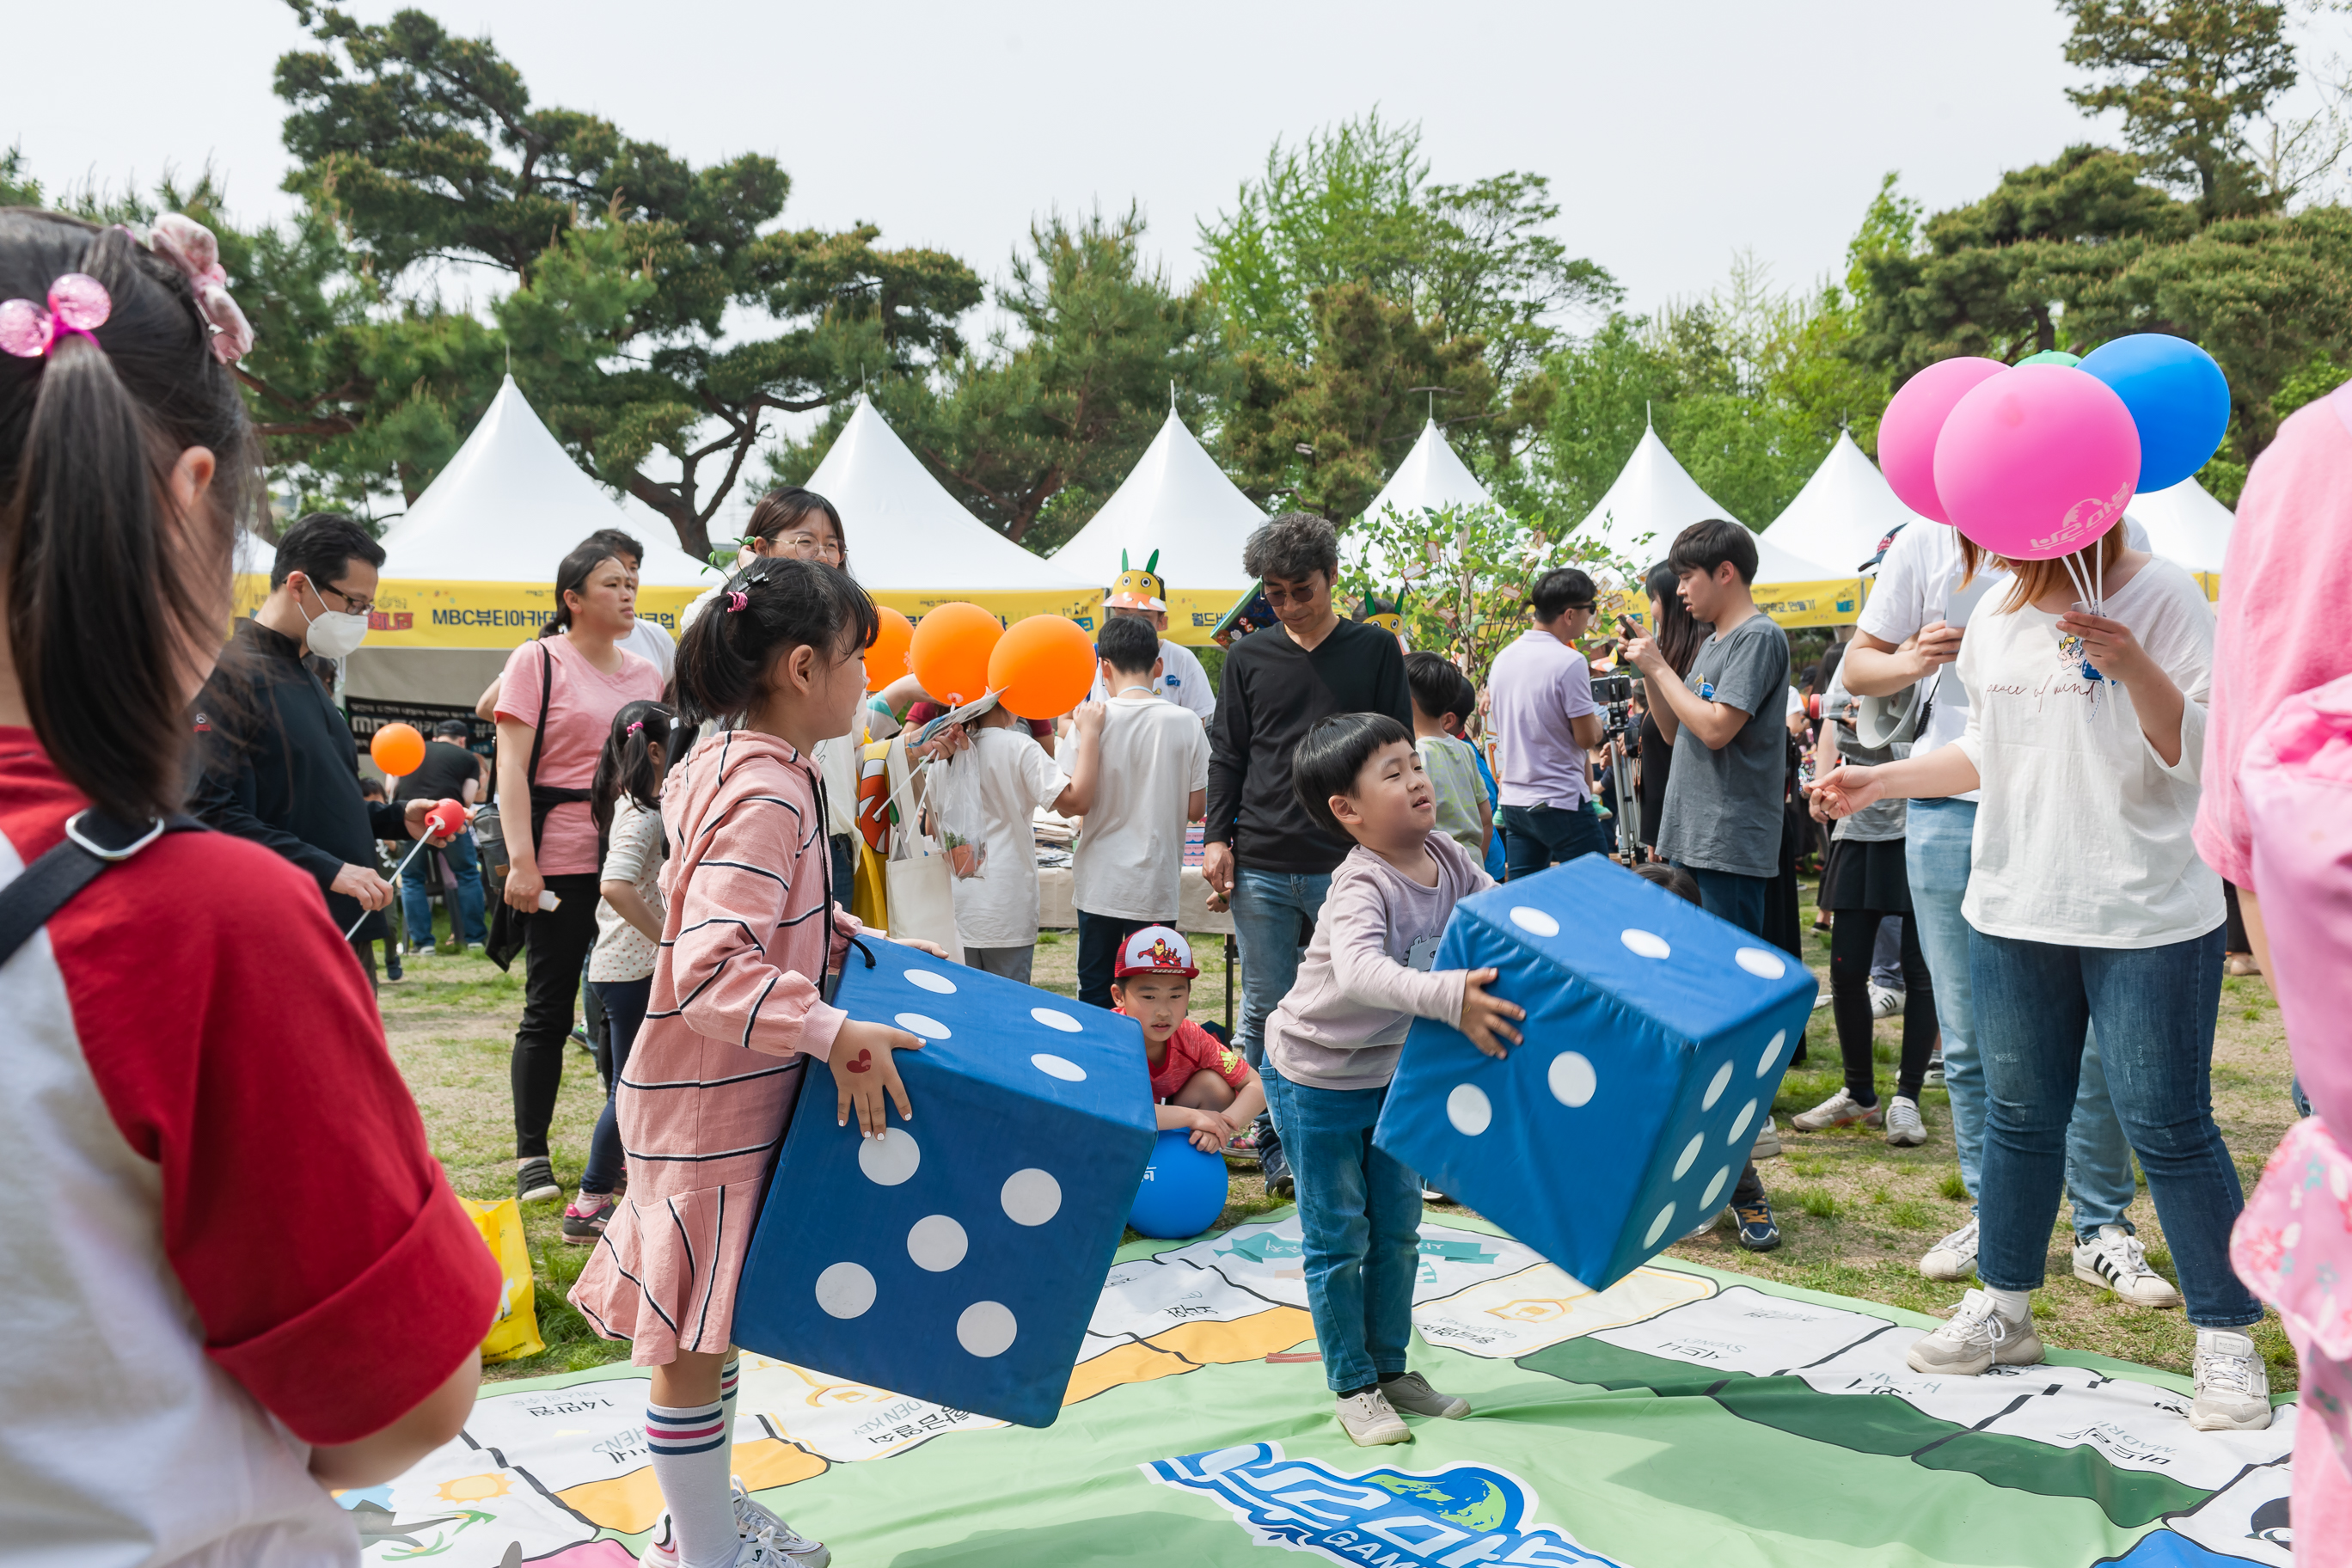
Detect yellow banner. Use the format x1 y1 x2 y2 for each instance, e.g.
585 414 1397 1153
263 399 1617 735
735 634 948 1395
1596 578 1870 632
234 576 1108 649
1167 589 1250 647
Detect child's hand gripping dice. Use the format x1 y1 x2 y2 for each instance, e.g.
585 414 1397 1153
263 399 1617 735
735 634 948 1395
1111 926 1266 1154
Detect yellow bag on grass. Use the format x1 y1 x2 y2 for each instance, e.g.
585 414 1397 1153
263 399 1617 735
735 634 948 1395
460 1196 544 1363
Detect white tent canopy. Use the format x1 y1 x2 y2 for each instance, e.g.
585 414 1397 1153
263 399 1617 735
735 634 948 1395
1052 407 1265 594
1763 431 1933 578
807 397 1095 595
377 375 711 586
2125 476 2234 576
1571 424 1838 582
1364 419 1498 522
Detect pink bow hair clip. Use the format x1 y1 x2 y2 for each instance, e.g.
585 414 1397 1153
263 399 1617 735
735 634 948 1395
0 273 111 359
132 213 254 365
626 720 645 736
726 590 749 613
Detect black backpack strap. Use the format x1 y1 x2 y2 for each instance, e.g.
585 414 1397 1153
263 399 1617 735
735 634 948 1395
0 812 205 970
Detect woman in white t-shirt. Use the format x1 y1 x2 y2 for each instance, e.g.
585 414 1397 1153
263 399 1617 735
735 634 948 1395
1817 524 2267 1431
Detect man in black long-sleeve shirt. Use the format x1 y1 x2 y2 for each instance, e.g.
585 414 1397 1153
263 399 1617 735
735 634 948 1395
1204 513 1412 1194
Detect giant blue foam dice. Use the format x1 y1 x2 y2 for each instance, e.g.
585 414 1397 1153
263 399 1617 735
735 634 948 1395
734 939 1156 1427
1374 856 1816 1292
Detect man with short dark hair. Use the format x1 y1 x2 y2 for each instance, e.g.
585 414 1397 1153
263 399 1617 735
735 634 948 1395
1488 567 1608 879
1204 511 1413 1195
1626 518 1792 934
192 513 446 987
393 720 492 954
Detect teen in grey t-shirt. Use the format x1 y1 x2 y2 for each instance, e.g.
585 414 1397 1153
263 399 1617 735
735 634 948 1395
1656 612 1791 880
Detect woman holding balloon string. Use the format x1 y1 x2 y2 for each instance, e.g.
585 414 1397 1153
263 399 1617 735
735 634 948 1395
1815 516 2267 1429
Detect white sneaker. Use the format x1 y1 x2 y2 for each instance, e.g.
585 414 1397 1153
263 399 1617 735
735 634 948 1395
1334 1387 1411 1446
1884 1096 1926 1148
2189 1329 2273 1430
1869 983 1905 1019
1751 1117 1782 1160
2072 1226 2184 1309
1905 1288 2044 1375
643 1515 791 1568
1792 1087 1883 1132
1919 1216 1980 1282
734 1477 829 1566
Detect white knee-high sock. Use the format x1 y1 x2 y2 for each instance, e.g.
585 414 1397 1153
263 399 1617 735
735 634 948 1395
646 1398 736 1568
720 1357 741 1480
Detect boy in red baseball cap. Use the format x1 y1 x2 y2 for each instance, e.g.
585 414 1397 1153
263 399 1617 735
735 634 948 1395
1111 926 1266 1152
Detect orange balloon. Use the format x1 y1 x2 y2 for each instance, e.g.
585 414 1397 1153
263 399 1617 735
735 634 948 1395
371 721 426 777
988 614 1099 719
908 602 1003 706
866 606 914 693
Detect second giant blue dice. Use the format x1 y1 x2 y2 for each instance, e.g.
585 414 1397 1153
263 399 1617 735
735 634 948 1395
733 938 1157 1427
1374 856 1816 1291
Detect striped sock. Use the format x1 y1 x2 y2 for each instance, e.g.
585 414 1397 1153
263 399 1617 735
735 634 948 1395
719 1358 741 1480
646 1399 735 1568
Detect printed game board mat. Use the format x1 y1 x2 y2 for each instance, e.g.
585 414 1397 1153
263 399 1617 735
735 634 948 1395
350 1210 2299 1565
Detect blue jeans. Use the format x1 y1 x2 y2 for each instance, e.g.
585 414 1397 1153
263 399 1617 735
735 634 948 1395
1261 1068 1422 1393
1967 922 2258 1327
1231 869 1333 1070
1498 801 1607 881
582 976 652 1196
1684 866 1770 935
400 828 490 949
1906 799 2137 1236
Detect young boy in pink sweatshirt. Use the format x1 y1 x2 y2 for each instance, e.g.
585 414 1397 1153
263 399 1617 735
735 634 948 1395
1263 712 1527 1447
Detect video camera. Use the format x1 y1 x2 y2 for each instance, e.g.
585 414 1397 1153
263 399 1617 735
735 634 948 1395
1591 671 1637 741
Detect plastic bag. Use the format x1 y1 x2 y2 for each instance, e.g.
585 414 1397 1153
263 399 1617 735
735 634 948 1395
459 1196 545 1363
929 747 989 880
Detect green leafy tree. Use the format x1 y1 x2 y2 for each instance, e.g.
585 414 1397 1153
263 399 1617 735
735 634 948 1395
273 1 982 558
775 208 1226 550
2059 0 2300 217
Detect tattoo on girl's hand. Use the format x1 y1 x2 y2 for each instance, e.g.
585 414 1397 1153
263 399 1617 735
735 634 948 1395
845 1049 873 1075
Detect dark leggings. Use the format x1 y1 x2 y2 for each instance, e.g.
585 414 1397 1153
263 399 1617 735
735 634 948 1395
511 873 603 1158
1830 908 1936 1106
581 976 652 1195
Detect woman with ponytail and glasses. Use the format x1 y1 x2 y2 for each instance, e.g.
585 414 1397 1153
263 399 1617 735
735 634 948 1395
495 541 665 1209
0 210 497 1559
1816 521 2267 1432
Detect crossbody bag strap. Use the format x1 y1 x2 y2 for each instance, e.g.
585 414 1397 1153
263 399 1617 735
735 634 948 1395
0 812 205 970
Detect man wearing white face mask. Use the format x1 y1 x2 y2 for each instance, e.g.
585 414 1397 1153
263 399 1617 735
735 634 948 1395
192 513 445 988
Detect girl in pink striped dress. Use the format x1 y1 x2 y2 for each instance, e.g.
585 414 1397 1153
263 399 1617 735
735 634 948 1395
572 560 929 1568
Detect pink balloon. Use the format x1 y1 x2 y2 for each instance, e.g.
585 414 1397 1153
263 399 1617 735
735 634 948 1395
1879 356 2007 523
1932 364 2141 561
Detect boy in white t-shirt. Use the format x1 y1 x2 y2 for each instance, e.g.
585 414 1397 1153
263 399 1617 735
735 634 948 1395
1074 616 1210 1008
943 697 1098 983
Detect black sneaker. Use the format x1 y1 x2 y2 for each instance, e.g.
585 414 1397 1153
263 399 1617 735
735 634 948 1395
560 1192 616 1243
1734 1194 1782 1252
518 1157 560 1204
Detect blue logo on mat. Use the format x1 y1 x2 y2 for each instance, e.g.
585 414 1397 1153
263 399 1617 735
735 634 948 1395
1143 1442 1627 1566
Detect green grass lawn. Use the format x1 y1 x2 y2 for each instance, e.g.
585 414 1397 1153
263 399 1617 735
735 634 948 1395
380 880 2300 1388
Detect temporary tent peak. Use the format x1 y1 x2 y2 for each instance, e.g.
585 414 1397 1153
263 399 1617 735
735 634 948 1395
1764 431 1933 578
1051 407 1265 591
1571 425 1837 583
804 396 1096 597
1363 419 1498 524
377 374 712 586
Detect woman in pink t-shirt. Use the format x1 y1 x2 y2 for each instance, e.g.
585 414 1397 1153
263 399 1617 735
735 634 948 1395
496 540 664 1208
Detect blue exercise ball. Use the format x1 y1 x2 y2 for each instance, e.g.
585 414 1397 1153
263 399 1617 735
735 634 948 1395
1129 1129 1230 1239
2080 334 2233 493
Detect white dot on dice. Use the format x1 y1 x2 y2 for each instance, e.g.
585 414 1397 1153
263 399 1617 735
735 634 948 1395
1701 1060 1733 1110
1031 1007 1082 1033
906 1214 968 1272
1756 1030 1786 1078
857 1127 921 1186
1447 1082 1492 1136
1548 1050 1596 1108
904 968 958 995
815 1261 876 1319
895 1011 952 1040
1735 946 1787 979
1000 1167 1062 1226
957 1300 1018 1357
1702 1165 1730 1209
1509 905 1559 938
1620 928 1671 959
1673 1132 1703 1179
1645 1203 1677 1246
1031 1052 1087 1081
1726 1099 1757 1145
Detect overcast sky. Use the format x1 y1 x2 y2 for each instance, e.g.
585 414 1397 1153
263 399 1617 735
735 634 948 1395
21 0 2135 315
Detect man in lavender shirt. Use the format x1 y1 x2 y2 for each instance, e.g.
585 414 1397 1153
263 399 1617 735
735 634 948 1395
1487 568 1608 879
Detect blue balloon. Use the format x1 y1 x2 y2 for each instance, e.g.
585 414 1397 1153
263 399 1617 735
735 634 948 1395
1128 1129 1230 1239
2080 334 2232 492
